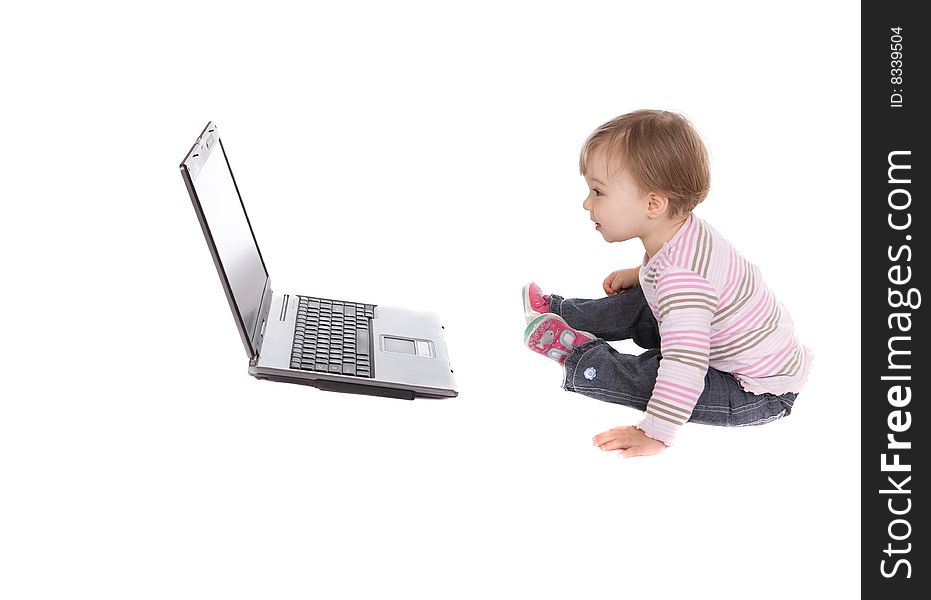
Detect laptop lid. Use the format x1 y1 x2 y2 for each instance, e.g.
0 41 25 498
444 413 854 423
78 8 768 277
180 122 272 359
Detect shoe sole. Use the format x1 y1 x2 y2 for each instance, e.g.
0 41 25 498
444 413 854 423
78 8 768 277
524 313 595 352
523 312 558 344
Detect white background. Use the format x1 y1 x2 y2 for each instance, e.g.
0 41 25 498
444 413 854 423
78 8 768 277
1 1 860 598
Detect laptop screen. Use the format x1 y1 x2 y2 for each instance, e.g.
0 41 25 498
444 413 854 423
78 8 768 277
181 124 269 356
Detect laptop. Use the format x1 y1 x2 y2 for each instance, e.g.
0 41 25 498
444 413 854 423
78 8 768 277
179 122 458 400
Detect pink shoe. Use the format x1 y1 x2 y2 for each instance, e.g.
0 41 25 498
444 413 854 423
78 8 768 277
524 313 594 363
522 282 551 322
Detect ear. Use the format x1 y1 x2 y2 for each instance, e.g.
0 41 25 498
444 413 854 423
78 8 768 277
645 191 671 219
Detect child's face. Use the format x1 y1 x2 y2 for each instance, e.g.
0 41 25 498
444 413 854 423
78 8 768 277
581 149 651 243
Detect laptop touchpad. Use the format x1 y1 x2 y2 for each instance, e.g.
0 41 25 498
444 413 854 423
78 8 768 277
383 336 434 358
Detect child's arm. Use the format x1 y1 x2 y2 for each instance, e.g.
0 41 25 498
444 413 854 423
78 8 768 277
603 266 642 295
636 267 718 445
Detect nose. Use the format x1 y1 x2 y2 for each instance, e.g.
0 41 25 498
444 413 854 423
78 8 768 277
582 193 592 211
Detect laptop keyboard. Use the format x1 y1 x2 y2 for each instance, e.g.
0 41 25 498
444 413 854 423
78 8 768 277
290 296 376 378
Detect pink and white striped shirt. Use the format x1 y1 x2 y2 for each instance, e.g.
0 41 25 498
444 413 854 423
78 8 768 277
636 213 812 444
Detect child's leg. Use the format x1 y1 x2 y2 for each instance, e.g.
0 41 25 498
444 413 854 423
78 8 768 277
548 286 661 348
563 340 797 426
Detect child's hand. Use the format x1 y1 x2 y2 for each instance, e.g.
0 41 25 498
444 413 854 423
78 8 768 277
593 425 667 458
603 267 641 295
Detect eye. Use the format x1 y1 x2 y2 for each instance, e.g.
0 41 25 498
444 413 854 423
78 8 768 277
592 188 604 197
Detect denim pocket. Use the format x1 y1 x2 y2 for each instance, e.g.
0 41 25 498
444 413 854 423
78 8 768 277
731 391 796 427
778 392 798 416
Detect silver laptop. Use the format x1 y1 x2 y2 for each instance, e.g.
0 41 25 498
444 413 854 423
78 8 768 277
180 122 458 400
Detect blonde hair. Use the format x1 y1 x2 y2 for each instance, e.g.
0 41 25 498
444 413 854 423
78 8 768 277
579 109 710 219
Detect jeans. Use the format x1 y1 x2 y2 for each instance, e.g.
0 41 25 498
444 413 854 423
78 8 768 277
549 287 797 427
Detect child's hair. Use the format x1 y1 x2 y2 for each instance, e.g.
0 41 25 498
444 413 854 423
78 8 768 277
579 109 710 219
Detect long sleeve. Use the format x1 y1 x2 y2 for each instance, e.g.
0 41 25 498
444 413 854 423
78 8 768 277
637 267 718 445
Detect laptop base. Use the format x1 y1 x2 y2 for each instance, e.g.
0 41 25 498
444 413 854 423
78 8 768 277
253 372 417 400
